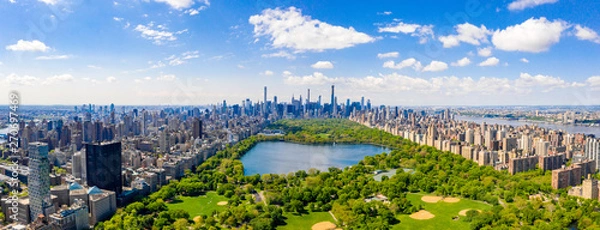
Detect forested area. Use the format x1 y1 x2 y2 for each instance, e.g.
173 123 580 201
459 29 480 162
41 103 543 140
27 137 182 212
96 119 600 230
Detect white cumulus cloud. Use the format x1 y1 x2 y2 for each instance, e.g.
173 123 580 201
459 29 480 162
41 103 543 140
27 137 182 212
311 61 334 69
6 40 50 52
378 22 434 43
508 0 558 11
422 61 448 72
154 0 194 10
479 57 500 66
249 7 375 52
451 57 471 67
382 58 422 71
477 46 493 57
492 17 567 53
284 72 341 85
438 23 491 48
377 52 399 59
43 74 74 85
35 55 71 60
574 25 600 44
520 58 529 63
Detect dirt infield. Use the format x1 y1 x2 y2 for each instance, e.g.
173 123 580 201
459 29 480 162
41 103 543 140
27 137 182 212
421 195 443 203
443 197 461 203
311 221 337 230
458 209 481 216
409 210 435 220
216 201 228 206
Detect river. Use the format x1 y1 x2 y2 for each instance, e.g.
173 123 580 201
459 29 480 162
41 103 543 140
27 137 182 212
455 115 600 136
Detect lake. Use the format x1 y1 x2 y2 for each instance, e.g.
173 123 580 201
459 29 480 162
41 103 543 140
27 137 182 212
456 115 600 137
241 141 390 175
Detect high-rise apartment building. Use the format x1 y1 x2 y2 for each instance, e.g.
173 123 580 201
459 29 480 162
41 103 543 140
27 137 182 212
28 142 55 221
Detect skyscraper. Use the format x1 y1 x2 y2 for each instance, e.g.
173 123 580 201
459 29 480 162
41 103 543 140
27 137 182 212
263 86 267 115
84 142 122 195
192 118 202 139
330 85 335 114
28 142 55 221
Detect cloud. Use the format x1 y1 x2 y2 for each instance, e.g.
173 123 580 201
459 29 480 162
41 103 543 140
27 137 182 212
154 0 194 10
377 11 392 15
261 70 274 76
237 64 245 69
5 73 40 86
477 46 492 57
38 0 58 5
587 76 600 90
113 17 124 22
157 74 176 81
492 17 567 53
185 6 207 15
311 61 334 69
378 22 434 43
134 23 182 45
35 55 71 60
261 51 296 60
422 61 448 72
574 25 600 44
451 57 471 67
165 50 199 66
479 57 500 66
87 65 102 69
377 51 399 59
6 40 50 52
42 74 74 85
438 23 491 48
249 7 375 52
514 73 568 92
382 58 422 71
520 58 529 63
508 0 558 11
284 72 342 85
106 76 117 83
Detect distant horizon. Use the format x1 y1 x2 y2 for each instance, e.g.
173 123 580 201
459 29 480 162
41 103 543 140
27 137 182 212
2 104 600 108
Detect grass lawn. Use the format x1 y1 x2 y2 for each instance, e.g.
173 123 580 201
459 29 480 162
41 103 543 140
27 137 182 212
392 193 492 230
166 192 229 217
278 212 337 230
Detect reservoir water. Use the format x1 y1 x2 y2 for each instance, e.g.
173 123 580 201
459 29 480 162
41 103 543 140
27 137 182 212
456 115 600 137
241 141 390 175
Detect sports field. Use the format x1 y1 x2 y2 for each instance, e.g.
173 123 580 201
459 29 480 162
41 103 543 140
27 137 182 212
392 193 491 230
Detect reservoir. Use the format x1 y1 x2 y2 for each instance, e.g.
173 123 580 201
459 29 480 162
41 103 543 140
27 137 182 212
241 141 390 175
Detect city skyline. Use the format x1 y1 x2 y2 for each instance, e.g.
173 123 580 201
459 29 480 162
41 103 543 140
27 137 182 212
1 0 600 105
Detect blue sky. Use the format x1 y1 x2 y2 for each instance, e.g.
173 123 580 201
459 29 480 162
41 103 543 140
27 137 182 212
0 0 599 106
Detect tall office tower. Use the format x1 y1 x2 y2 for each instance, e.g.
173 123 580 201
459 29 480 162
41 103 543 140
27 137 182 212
361 97 365 111
333 96 337 115
29 142 55 221
263 86 267 113
307 89 311 103
318 95 322 107
84 142 123 195
192 118 202 139
330 85 335 114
